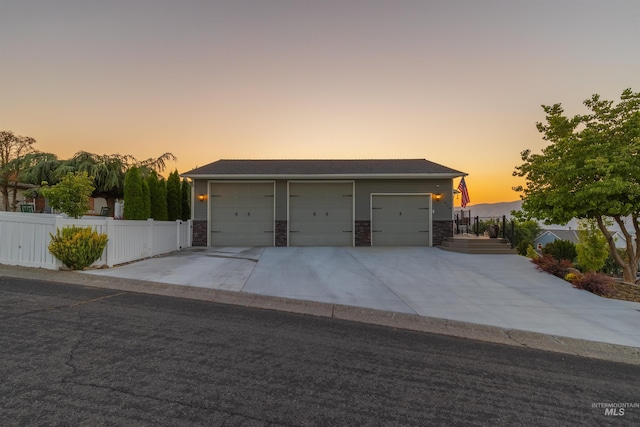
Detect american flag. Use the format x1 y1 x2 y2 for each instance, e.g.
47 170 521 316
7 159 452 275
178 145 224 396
458 177 470 208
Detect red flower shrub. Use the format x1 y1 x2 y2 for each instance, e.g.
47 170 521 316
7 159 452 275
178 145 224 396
531 254 574 278
571 272 614 297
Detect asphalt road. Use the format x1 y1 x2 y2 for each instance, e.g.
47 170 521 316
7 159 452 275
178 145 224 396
1 277 638 426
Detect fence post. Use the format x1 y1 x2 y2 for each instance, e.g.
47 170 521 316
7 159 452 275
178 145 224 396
455 214 459 235
177 219 182 250
510 220 515 249
187 220 192 247
52 216 64 269
474 216 479 236
105 217 115 267
502 215 506 239
147 218 154 257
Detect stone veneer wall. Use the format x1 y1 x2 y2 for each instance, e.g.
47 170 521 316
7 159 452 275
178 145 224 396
192 220 207 246
275 220 287 247
193 218 452 247
432 220 453 246
355 220 371 246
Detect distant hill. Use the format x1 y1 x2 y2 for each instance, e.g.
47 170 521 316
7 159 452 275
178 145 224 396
457 201 522 219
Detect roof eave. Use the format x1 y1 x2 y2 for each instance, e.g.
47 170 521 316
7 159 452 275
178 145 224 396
181 172 467 180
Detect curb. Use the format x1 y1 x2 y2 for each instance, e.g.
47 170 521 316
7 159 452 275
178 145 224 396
1 264 639 365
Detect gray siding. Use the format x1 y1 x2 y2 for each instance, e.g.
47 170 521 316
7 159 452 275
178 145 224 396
193 179 208 221
193 177 454 227
354 179 452 221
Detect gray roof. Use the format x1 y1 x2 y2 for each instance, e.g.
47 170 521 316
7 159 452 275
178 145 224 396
183 159 465 178
538 230 580 244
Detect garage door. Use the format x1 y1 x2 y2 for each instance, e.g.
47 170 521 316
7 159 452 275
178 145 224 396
289 182 353 246
371 194 431 246
209 182 274 246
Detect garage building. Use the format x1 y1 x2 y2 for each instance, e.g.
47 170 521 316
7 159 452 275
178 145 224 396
182 159 466 247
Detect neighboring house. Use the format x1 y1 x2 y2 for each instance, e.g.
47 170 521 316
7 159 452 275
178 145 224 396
182 159 466 247
535 229 630 251
0 183 41 212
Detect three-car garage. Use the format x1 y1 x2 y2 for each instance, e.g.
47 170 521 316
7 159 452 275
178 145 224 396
185 159 465 247
206 181 434 247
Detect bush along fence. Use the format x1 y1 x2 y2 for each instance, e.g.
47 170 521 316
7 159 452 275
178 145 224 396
0 212 192 270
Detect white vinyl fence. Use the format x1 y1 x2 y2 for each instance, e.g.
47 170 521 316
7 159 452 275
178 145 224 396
0 212 192 270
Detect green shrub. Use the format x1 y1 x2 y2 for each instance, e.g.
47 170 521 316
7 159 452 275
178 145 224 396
39 171 95 218
525 244 539 259
542 239 577 262
564 272 582 283
571 272 613 297
49 226 108 270
531 254 573 278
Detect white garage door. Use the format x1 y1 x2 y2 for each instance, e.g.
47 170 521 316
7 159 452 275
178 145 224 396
289 182 353 246
209 182 274 246
371 194 431 246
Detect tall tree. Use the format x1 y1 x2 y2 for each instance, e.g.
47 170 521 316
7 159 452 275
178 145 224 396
148 171 168 221
123 166 149 220
0 131 37 211
576 219 610 273
514 89 640 282
157 176 169 221
181 178 191 221
166 170 181 221
55 151 176 214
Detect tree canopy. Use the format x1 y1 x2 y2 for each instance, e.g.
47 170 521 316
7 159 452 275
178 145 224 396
19 150 176 213
514 89 640 282
0 131 37 211
40 171 95 219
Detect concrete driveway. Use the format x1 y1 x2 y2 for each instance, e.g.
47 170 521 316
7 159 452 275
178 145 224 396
83 246 640 348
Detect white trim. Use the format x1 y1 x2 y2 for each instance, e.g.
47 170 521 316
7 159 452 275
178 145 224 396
207 180 276 247
370 193 433 246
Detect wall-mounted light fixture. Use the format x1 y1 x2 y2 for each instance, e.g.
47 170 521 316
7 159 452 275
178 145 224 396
197 194 207 202
433 193 443 202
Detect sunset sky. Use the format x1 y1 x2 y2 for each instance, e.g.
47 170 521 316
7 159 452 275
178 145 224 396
1 0 638 204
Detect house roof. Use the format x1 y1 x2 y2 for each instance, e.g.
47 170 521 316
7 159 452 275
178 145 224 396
536 229 631 245
536 229 580 244
182 159 466 179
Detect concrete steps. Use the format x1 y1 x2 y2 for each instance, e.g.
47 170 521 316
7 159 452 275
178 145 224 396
438 236 518 254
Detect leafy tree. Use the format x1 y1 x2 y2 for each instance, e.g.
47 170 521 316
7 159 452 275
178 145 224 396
148 171 168 220
166 170 181 221
181 178 191 221
576 219 610 273
542 239 577 262
514 89 640 282
604 248 627 276
510 215 542 256
0 131 37 211
40 171 95 218
123 166 149 220
39 151 176 214
18 152 61 192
